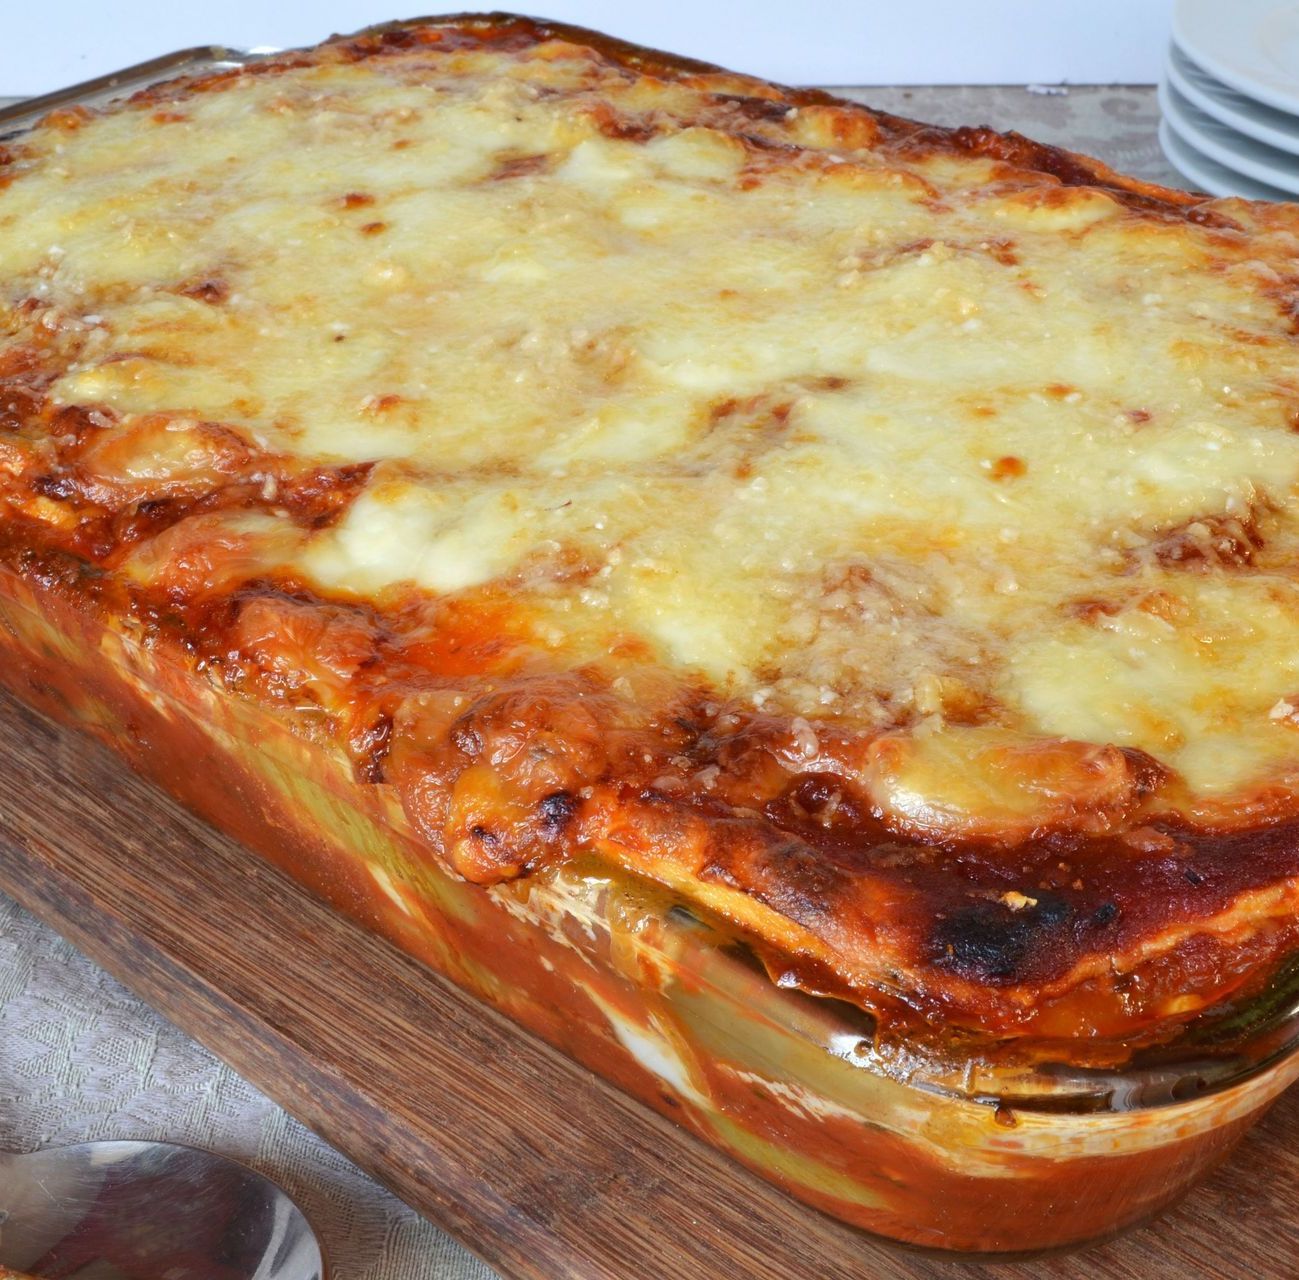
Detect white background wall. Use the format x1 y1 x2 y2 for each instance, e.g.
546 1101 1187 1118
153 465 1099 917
5 1 1175 97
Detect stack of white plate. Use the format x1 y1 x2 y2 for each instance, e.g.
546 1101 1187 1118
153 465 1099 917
1161 0 1299 201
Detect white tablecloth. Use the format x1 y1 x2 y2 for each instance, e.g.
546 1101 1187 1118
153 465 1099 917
0 82 1180 1280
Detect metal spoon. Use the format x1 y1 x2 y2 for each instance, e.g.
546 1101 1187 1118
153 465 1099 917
0 1140 325 1279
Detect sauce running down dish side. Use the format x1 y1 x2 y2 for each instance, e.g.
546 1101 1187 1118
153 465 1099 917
3 13 1299 1254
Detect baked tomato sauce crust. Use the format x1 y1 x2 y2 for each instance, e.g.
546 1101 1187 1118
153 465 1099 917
2 13 1299 1051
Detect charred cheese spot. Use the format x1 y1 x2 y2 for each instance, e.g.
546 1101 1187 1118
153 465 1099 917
175 277 229 304
488 152 552 181
986 455 1026 481
932 891 1077 985
1144 509 1267 570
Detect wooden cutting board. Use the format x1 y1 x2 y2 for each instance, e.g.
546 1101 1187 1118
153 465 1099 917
0 684 1296 1280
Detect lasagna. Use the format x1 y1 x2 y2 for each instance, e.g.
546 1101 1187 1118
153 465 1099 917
3 14 1299 1056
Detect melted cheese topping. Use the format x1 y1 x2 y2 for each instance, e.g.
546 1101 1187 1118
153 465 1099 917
5 36 1299 828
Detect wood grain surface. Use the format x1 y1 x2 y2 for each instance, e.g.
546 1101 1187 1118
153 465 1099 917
0 685 1296 1280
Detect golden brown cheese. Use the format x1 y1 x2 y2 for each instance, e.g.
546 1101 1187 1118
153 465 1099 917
5 15 1299 1044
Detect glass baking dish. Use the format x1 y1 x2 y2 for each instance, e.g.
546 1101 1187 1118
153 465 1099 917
4 30 1299 1257
2 564 1297 1257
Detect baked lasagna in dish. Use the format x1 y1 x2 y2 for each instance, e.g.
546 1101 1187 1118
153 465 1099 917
2 14 1299 1252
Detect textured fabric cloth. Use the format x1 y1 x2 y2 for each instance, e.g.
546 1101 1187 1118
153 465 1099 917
0 83 1179 1279
0 894 496 1280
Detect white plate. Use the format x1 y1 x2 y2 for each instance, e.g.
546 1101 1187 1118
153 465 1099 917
1159 78 1299 194
1174 0 1299 117
1167 41 1299 157
1159 117 1294 201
